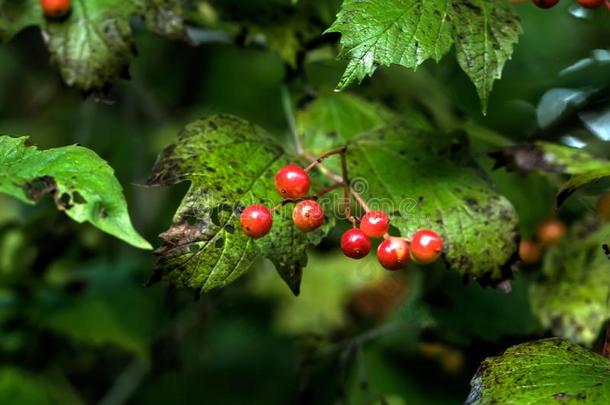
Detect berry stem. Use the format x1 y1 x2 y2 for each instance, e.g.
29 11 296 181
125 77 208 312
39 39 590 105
271 181 344 212
304 147 347 172
303 149 371 215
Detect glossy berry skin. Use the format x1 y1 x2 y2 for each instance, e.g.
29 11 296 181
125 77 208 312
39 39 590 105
410 230 443 264
240 205 272 238
536 219 566 246
532 0 559 8
577 0 604 7
377 237 409 271
360 211 390 238
40 0 72 17
292 200 324 232
341 229 371 259
274 164 310 199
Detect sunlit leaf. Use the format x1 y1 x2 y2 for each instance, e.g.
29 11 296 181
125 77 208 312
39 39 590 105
530 221 610 346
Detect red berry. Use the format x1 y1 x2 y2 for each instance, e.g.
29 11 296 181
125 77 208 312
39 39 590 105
360 211 389 238
532 0 559 8
577 0 604 7
377 237 409 271
274 164 311 199
341 229 371 259
240 204 272 238
410 230 443 264
40 0 71 17
292 200 324 232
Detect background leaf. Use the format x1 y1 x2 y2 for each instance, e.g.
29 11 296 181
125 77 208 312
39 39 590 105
530 221 610 346
0 136 151 249
467 339 610 404
490 141 610 205
0 0 185 91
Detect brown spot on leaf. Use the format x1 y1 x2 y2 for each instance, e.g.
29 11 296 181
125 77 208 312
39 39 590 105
24 176 57 201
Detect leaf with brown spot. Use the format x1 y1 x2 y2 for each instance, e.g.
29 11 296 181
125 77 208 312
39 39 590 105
147 115 335 295
0 0 185 92
0 135 151 249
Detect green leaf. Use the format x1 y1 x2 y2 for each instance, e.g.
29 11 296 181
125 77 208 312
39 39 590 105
326 0 453 91
327 0 521 113
345 122 518 282
0 0 185 91
530 221 610 346
490 142 610 206
466 338 610 404
297 92 399 155
147 115 334 295
0 136 151 250
450 0 522 114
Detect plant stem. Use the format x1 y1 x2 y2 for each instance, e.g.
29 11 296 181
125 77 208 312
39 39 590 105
271 181 344 212
303 150 370 214
304 147 347 172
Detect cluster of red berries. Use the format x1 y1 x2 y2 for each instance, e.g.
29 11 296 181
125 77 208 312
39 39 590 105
533 0 607 9
340 213 443 270
239 162 444 271
40 0 72 18
240 164 325 237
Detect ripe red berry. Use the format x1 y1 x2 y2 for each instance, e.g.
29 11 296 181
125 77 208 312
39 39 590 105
40 0 72 17
360 211 390 238
377 237 409 271
532 0 559 8
410 230 443 264
240 204 272 238
274 164 311 199
577 0 604 7
292 200 324 232
341 229 371 259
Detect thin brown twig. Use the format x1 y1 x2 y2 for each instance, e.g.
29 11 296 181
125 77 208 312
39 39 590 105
304 147 347 172
271 181 344 212
303 150 371 214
